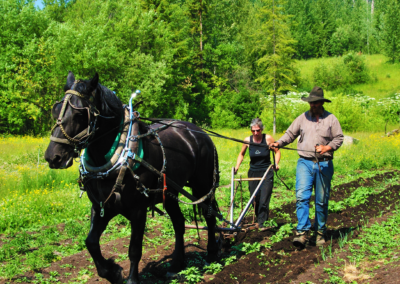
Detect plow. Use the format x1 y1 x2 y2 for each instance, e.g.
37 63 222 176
183 165 274 239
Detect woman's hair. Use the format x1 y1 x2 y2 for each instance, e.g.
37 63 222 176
250 118 264 130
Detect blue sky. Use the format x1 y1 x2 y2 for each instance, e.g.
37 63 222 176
34 0 44 9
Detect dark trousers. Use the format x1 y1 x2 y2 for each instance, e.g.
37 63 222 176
248 169 274 228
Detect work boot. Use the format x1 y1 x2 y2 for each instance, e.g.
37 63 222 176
293 231 309 247
316 232 326 246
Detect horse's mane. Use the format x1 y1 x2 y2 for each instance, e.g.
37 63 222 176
96 84 124 120
64 80 124 120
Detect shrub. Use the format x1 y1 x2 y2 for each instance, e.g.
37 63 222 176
343 52 370 84
312 52 370 91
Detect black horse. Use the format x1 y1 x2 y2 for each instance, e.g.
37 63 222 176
45 72 220 284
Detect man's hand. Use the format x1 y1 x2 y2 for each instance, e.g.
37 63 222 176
273 164 279 171
234 166 239 175
315 145 332 155
270 142 280 149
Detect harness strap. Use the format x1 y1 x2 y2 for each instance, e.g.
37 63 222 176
163 173 167 209
50 136 75 146
130 154 232 226
101 164 127 214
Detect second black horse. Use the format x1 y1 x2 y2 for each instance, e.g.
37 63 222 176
44 72 220 284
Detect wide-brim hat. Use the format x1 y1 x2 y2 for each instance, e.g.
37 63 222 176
301 86 331 103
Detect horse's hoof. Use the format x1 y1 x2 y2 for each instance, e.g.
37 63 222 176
165 272 179 279
114 267 124 284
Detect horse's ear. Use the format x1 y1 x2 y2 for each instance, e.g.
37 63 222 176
90 73 99 91
66 71 75 89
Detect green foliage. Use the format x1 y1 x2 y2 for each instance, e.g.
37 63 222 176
269 223 293 243
313 52 371 91
232 242 261 255
382 0 400 63
0 0 398 133
204 262 223 275
286 0 376 59
208 83 260 128
178 266 204 284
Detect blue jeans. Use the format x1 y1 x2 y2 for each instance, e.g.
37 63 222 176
296 158 334 234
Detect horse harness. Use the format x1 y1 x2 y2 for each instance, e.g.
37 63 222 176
66 94 221 222
50 81 100 155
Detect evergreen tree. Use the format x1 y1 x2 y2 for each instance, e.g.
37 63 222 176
382 0 400 63
254 0 297 134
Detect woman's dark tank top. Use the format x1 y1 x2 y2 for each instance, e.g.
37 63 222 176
249 134 271 171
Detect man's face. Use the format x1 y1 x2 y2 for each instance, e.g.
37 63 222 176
309 101 324 116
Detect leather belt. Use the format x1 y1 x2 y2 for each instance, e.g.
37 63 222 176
300 156 332 163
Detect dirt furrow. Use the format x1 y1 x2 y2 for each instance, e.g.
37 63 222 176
207 183 400 283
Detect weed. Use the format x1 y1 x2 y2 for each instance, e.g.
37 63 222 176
178 266 203 284
222 255 237 266
230 273 238 280
204 262 223 275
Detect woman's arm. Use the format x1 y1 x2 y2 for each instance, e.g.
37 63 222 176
234 137 250 174
266 135 281 170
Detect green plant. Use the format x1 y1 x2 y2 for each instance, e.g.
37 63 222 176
222 255 237 266
269 223 294 243
263 217 278 228
204 262 223 275
178 266 203 284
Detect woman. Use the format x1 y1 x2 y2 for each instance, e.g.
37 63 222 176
234 118 281 230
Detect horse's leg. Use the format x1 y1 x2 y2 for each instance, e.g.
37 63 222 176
191 188 220 264
126 206 147 284
86 206 123 284
164 197 186 274
203 199 220 263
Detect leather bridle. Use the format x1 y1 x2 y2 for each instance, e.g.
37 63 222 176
50 82 99 154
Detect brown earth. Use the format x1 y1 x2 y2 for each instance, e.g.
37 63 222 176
1 170 399 284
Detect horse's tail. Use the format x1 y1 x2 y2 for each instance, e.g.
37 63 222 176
212 145 221 216
214 145 220 191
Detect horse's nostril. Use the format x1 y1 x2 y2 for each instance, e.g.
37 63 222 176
47 154 62 168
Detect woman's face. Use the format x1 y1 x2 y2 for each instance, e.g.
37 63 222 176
251 125 263 139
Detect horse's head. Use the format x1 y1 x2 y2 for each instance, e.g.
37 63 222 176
45 71 100 169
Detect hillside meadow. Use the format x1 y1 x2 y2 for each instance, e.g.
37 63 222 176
296 54 400 99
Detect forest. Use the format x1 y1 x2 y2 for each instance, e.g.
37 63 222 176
1 0 400 134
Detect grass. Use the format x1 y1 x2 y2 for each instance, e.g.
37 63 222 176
296 54 400 99
0 131 399 281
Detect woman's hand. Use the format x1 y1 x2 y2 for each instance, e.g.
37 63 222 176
234 166 239 175
273 164 279 171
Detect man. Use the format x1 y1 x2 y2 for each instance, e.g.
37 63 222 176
270 86 343 247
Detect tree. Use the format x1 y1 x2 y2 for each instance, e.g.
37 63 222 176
382 0 400 63
254 0 297 134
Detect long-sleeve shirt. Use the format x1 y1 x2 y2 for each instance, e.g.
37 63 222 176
277 110 344 159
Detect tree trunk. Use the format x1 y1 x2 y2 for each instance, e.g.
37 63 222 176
273 0 276 135
199 0 203 79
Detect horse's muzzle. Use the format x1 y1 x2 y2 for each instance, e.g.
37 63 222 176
45 151 74 169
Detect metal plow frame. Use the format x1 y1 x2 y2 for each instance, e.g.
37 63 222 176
184 165 273 239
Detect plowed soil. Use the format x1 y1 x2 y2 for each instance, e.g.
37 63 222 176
2 170 399 284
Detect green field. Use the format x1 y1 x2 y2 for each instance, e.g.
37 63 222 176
1 130 399 233
296 54 400 99
0 129 400 282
